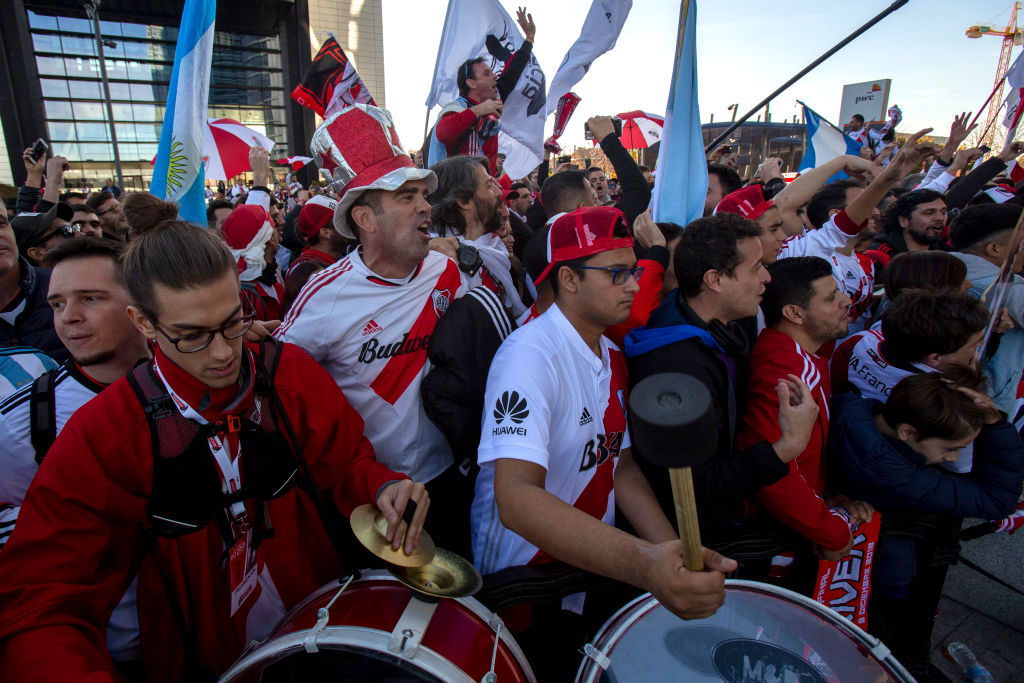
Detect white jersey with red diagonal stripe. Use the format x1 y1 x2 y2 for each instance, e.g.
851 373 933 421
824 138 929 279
471 304 631 575
275 249 466 482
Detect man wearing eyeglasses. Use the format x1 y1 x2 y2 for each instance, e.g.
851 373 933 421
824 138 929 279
0 221 429 680
68 204 105 239
470 206 736 677
10 201 76 267
85 190 128 242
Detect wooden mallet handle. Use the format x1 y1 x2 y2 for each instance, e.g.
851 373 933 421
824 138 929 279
669 467 703 571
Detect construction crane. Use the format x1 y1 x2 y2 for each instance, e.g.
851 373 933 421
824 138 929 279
967 3 1024 149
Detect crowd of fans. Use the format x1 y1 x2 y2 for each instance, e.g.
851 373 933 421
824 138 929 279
1 14 1024 681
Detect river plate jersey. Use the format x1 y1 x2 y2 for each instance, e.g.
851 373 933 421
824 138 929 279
276 249 466 482
472 304 630 575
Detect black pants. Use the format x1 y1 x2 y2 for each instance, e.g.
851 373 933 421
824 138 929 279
423 463 475 561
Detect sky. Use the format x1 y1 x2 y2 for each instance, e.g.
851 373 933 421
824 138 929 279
379 0 1020 153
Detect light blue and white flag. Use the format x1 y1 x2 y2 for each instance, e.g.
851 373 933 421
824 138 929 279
651 0 705 226
798 101 862 172
150 0 216 224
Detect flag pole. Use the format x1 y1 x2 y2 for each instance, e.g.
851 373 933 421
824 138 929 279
705 0 908 153
970 75 1007 129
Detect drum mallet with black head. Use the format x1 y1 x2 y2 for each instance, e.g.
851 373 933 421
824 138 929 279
629 373 717 571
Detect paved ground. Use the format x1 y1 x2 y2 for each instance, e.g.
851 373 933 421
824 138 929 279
928 521 1024 682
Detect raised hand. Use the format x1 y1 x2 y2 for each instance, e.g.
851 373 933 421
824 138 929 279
516 6 536 42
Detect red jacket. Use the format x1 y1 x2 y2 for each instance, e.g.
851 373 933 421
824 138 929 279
737 328 850 551
436 103 500 175
0 343 400 681
605 245 670 347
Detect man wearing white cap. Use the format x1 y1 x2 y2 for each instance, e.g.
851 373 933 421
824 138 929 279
277 104 473 554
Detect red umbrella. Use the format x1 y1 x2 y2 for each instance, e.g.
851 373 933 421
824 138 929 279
615 110 665 149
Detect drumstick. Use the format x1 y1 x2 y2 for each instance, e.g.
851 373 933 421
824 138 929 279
669 468 703 571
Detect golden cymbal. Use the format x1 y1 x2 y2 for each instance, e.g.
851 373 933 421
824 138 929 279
387 547 483 598
349 504 435 568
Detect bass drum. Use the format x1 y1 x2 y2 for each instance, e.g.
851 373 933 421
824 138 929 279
219 571 536 683
576 580 913 682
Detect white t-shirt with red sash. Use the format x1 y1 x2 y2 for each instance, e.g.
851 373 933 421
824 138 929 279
472 303 630 575
276 249 466 483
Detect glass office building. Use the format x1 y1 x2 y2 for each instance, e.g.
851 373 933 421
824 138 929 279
24 10 289 190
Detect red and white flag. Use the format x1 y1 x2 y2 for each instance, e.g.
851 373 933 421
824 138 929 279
277 156 313 171
204 118 274 181
292 36 375 118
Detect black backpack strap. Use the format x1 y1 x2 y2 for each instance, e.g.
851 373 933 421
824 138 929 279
29 369 58 464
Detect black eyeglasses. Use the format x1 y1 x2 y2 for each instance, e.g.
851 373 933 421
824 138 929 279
149 312 256 353
96 203 122 217
573 265 644 285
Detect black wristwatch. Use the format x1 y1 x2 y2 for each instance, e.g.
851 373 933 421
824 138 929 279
456 243 483 277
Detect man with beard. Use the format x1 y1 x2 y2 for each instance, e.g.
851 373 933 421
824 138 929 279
430 155 527 318
0 237 150 672
866 189 947 270
85 191 128 242
737 257 874 583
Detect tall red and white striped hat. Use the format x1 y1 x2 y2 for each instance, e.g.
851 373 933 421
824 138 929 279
311 104 435 239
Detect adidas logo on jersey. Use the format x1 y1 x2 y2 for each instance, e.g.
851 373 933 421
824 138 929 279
361 319 383 337
579 407 593 426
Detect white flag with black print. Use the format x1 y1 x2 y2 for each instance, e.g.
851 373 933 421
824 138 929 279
425 0 547 179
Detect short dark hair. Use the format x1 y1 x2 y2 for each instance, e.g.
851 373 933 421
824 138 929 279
85 190 115 212
851 114 865 124
457 57 486 97
882 368 989 441
540 170 589 216
345 189 383 241
586 167 606 178
674 213 763 299
882 251 967 300
805 180 863 229
657 222 683 243
707 164 742 197
68 203 97 216
881 290 989 365
509 181 529 193
121 221 236 319
637 165 651 173
949 203 1022 252
429 155 489 234
761 257 834 326
881 189 945 236
44 237 126 287
207 199 234 222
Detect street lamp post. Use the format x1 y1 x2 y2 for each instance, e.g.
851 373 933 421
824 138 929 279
84 0 124 189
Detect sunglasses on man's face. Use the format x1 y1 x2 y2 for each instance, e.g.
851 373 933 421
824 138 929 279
35 223 81 246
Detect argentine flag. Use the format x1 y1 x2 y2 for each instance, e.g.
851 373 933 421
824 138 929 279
798 101 862 173
150 0 216 224
651 0 706 226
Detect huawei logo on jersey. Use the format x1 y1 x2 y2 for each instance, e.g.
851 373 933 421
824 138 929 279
494 391 529 424
432 288 451 317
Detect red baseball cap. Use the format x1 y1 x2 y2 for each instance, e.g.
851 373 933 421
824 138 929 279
714 185 773 220
534 206 634 285
297 195 338 240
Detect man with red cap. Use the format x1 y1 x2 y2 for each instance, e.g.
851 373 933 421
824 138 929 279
714 185 789 265
281 195 352 317
277 104 473 553
471 205 738 678
221 205 284 322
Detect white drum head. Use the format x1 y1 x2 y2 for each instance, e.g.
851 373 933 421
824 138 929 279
577 580 913 682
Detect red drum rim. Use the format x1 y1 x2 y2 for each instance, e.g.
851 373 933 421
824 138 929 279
218 570 536 683
576 579 915 683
